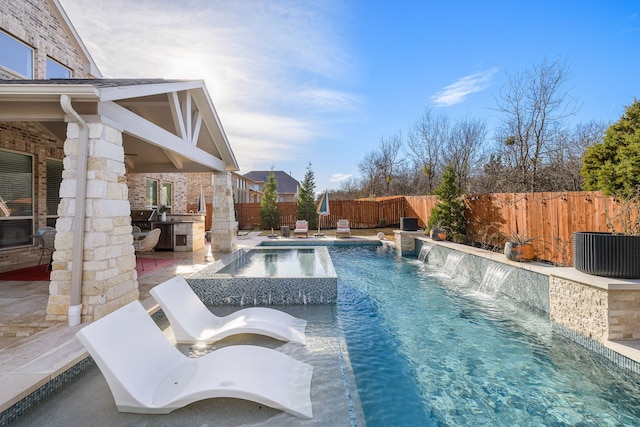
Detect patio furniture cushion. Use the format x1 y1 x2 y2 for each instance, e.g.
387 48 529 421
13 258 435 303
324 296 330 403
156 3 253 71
336 219 351 238
294 220 309 238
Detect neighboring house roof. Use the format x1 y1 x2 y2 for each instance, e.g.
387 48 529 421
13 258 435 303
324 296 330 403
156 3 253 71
51 0 102 78
243 171 300 194
0 78 239 173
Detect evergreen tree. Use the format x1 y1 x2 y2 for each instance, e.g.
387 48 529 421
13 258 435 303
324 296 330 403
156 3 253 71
582 99 640 198
296 163 318 229
259 168 280 229
427 165 466 238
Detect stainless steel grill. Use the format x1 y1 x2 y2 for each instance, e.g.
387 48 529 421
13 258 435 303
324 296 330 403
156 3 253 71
130 209 156 231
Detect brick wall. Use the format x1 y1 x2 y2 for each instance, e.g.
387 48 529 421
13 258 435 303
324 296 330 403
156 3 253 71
0 122 64 271
127 173 188 213
0 0 92 79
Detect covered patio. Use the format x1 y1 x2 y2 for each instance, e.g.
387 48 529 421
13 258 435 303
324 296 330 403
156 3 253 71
0 79 239 326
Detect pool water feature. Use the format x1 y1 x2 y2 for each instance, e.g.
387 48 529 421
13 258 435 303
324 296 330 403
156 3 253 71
331 245 640 426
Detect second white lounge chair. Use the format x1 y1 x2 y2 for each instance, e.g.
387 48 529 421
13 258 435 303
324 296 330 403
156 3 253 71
293 220 309 238
150 275 307 344
76 300 313 418
336 219 351 238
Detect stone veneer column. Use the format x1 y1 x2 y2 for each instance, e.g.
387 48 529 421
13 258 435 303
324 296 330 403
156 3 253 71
211 171 237 253
46 122 138 322
393 230 422 256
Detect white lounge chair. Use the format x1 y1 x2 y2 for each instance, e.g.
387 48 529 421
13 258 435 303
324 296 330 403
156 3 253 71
150 275 307 344
75 300 313 418
336 219 351 238
294 220 309 238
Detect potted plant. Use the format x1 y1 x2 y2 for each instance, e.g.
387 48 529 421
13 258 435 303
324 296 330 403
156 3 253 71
573 191 640 278
504 231 535 263
428 220 448 241
578 101 640 278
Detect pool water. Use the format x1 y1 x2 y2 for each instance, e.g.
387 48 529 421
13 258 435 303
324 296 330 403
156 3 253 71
330 245 640 426
216 248 331 277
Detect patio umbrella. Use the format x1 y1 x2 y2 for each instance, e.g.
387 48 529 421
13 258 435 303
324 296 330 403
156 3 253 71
316 191 330 236
197 187 207 214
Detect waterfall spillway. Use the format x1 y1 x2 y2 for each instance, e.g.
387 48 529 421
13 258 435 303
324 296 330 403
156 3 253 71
442 252 465 276
417 244 434 262
478 263 512 296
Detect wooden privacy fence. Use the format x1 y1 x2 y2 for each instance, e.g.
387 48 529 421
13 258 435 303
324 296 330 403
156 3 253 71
230 191 629 266
236 197 407 230
405 191 629 266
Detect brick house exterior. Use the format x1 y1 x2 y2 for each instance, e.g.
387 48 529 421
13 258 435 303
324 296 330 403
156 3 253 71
0 0 239 325
243 170 300 203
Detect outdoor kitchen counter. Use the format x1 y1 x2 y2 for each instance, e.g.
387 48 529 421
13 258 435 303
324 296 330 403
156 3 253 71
157 214 205 252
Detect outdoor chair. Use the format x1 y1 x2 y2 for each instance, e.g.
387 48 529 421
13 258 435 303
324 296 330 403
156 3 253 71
38 230 57 271
75 300 313 418
150 275 307 344
294 220 309 238
335 219 351 238
133 228 161 270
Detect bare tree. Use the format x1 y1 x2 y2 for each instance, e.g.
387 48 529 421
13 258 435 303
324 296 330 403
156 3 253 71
542 120 608 191
407 108 449 194
443 116 488 192
375 131 405 196
359 132 405 197
494 57 578 192
334 177 362 200
390 161 426 195
358 150 383 198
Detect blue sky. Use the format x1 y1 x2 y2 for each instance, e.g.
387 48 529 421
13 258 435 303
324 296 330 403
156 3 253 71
59 0 639 192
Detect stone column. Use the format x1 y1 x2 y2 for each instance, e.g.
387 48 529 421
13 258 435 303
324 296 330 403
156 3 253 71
46 122 138 322
210 171 237 253
393 230 421 256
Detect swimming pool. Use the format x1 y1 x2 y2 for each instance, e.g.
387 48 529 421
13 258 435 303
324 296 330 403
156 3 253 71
331 244 640 426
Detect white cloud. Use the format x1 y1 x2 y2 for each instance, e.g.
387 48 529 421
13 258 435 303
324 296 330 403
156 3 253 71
330 173 352 182
58 0 357 169
431 68 499 107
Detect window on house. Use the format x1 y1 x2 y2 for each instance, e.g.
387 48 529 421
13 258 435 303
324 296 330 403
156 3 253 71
46 159 63 227
0 150 33 249
145 179 158 207
161 182 172 211
46 57 71 78
0 31 33 78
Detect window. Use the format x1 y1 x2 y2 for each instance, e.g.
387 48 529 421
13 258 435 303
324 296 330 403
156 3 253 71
0 150 33 249
46 57 71 78
46 159 63 227
0 31 33 78
145 179 158 207
161 182 172 211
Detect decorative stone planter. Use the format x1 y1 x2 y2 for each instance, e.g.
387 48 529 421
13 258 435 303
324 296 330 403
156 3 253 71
574 231 640 278
430 229 447 241
504 241 534 262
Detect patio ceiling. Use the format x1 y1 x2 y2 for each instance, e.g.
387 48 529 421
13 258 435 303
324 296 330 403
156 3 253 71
0 79 239 173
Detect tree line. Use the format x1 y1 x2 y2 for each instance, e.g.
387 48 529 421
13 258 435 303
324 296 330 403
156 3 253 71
330 58 613 200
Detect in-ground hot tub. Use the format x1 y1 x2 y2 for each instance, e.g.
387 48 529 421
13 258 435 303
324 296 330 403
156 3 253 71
187 246 338 305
